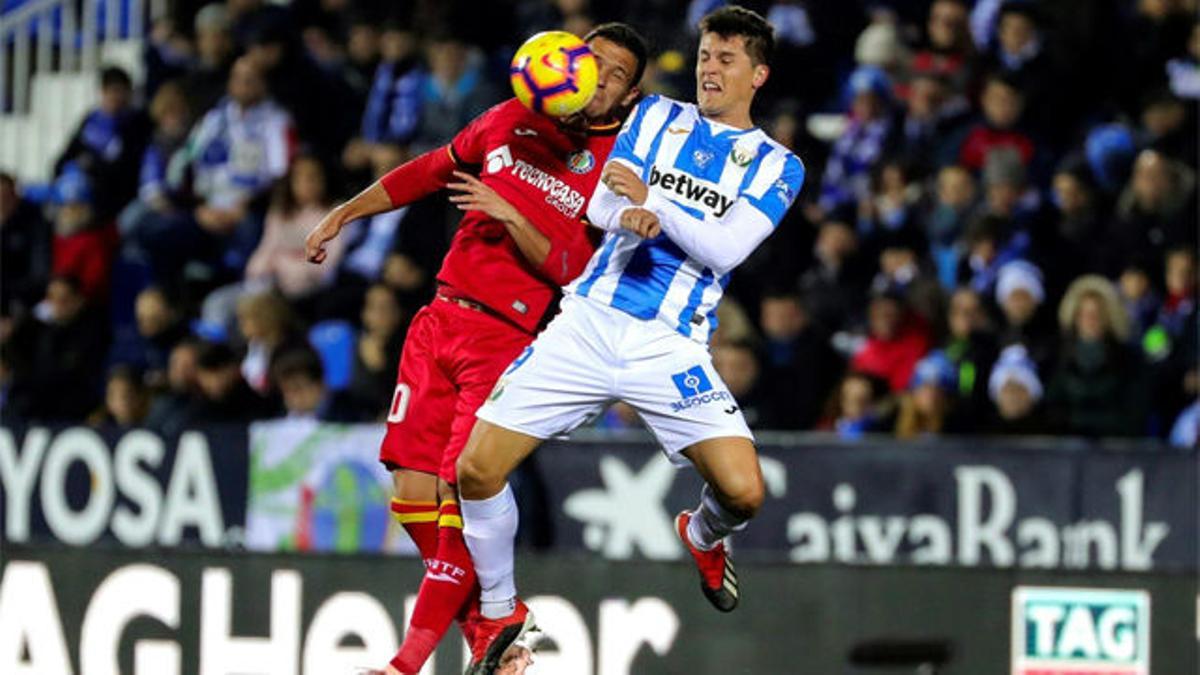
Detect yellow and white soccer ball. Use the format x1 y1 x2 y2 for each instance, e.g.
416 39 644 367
510 31 599 117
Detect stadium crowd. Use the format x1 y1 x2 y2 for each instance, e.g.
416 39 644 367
1 0 1197 446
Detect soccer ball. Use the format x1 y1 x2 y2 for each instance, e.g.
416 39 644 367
510 31 599 117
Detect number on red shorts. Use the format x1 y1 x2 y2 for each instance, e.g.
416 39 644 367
388 384 412 423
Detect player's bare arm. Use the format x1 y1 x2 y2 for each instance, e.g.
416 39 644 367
304 181 391 263
447 170 552 268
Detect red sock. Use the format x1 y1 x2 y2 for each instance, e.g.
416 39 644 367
393 499 479 672
391 498 439 561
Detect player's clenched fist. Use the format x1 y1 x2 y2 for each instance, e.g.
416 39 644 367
601 161 648 205
620 207 660 238
305 206 352 264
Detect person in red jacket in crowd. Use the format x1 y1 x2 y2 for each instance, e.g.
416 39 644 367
851 290 933 392
49 168 119 302
303 24 647 675
958 72 1035 172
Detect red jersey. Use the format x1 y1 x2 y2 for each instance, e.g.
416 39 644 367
439 99 618 332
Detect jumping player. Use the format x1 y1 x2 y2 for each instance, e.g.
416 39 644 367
303 24 647 675
454 8 804 671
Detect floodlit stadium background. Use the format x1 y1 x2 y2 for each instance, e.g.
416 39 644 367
1 0 1197 673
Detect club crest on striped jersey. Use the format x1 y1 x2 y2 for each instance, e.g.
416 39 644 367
692 149 715 168
566 149 596 174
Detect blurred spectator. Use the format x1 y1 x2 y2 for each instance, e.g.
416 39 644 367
1165 20 1200 100
850 291 932 392
1145 247 1199 432
958 73 1034 173
1084 123 1138 197
1047 275 1147 437
1140 89 1197 167
1048 157 1106 281
91 365 152 429
4 276 109 421
861 158 924 240
1125 0 1194 110
1118 264 1161 343
895 350 964 438
1109 149 1198 280
911 0 975 92
957 213 1028 306
984 343 1050 434
995 260 1056 371
271 347 359 421
818 370 893 439
0 172 51 319
344 21 424 180
246 155 341 303
410 31 502 153
128 57 294 285
235 290 306 395
118 82 193 236
712 341 764 428
144 337 201 435
898 69 970 168
1169 399 1199 448
979 2 1056 132
115 286 190 383
711 297 758 348
54 66 152 220
48 170 119 303
347 284 406 418
941 286 998 424
182 3 236 114
818 66 897 217
189 341 275 424
757 290 840 429
800 220 871 332
243 9 358 163
924 165 978 288
1158 247 1197 338
854 21 909 85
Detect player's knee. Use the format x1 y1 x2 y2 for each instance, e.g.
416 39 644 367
456 450 500 496
720 475 765 519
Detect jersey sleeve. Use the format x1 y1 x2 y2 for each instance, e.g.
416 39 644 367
449 100 512 168
740 151 806 227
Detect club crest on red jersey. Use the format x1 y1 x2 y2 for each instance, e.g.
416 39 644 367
566 149 596 174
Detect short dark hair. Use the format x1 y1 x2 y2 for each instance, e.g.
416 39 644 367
698 6 775 66
271 348 324 385
196 341 238 371
100 66 132 90
584 22 650 89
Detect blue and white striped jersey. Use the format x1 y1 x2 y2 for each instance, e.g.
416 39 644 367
570 94 805 343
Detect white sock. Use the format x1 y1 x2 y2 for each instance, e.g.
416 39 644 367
687 484 748 551
462 483 519 619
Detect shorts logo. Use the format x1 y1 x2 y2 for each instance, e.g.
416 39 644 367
669 366 732 413
671 366 712 398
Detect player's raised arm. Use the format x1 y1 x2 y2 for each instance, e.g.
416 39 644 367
305 145 462 263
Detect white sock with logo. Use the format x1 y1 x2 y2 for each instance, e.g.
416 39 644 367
462 483 519 619
687 483 748 551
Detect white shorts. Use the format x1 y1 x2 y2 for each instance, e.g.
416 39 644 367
476 294 753 464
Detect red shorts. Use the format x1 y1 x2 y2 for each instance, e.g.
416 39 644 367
379 296 532 482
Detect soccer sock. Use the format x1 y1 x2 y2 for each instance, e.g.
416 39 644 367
461 483 519 619
687 483 749 551
393 499 479 672
391 498 440 560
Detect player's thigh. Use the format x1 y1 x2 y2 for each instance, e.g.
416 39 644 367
456 419 544 499
620 341 754 466
379 306 456 475
680 436 765 516
474 302 615 443
440 316 534 485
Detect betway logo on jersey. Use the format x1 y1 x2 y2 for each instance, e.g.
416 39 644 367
648 165 735 218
